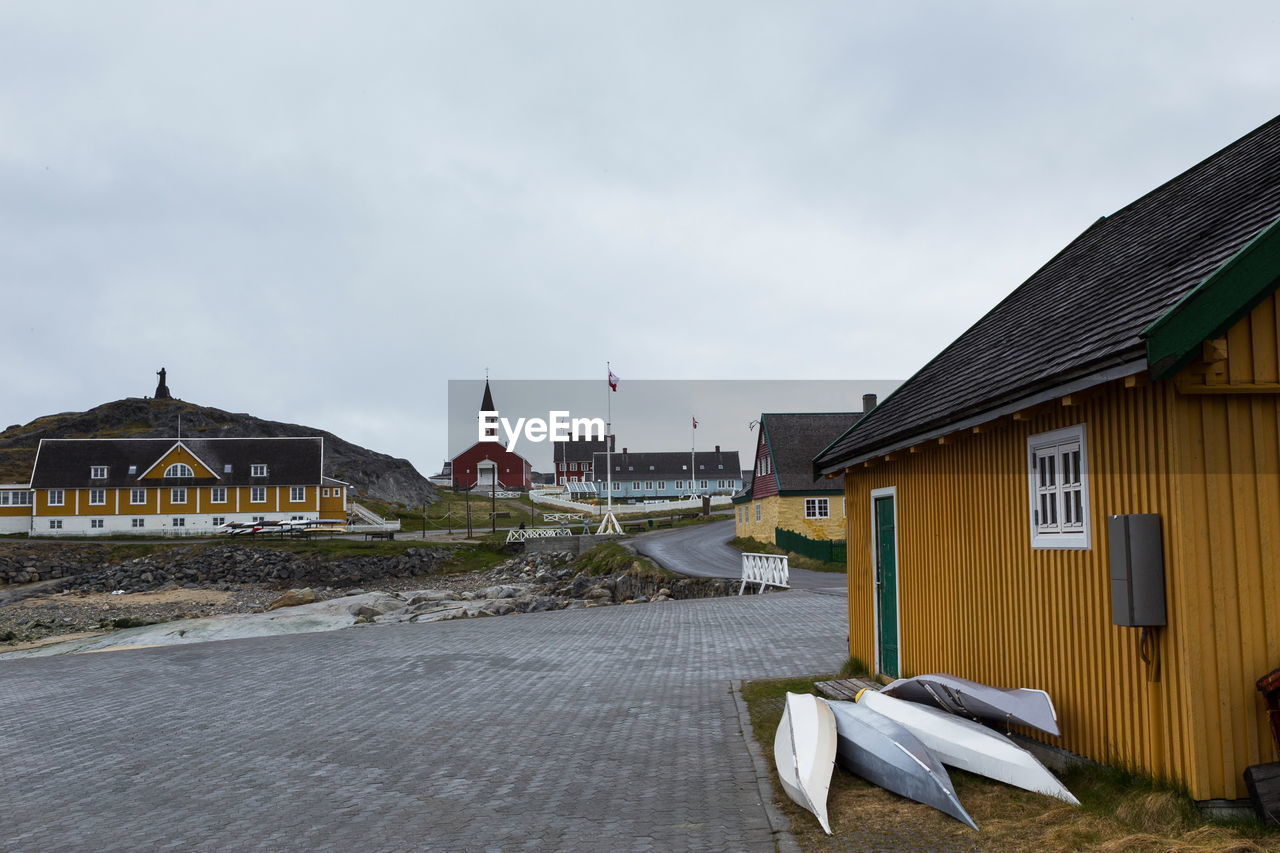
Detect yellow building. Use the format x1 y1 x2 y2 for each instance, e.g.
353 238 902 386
25 437 347 536
814 115 1280 803
734 412 860 549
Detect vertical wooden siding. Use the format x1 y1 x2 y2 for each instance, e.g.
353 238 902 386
845 295 1280 801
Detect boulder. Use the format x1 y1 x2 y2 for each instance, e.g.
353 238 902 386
266 588 318 611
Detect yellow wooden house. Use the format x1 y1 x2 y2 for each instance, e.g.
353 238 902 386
734 412 861 546
27 437 347 536
814 115 1280 804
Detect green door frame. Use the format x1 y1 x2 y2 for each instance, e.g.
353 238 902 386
870 486 900 678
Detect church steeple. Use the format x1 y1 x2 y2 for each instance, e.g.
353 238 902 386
480 379 497 439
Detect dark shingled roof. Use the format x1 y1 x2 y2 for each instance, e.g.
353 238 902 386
761 413 860 493
591 449 742 482
817 115 1280 472
554 435 616 465
31 438 324 489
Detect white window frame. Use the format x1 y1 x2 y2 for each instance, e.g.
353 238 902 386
48 489 64 507
250 486 267 503
1027 424 1091 550
805 497 830 519
251 464 268 477
171 487 187 504
173 517 185 527
612 482 621 491
89 489 106 506
755 502 761 522
131 488 147 505
90 466 107 479
699 480 708 489
211 487 227 504
132 518 145 528
49 519 63 530
213 517 226 526
290 486 305 502
322 487 330 498
164 463 194 478
90 519 104 529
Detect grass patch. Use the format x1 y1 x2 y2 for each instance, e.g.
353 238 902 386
573 542 674 581
729 536 847 574
741 674 1280 852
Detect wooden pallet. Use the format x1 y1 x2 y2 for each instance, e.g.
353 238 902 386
814 677 882 702
1245 762 1280 825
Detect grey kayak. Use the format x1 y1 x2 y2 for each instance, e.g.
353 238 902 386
827 699 978 830
881 673 1061 737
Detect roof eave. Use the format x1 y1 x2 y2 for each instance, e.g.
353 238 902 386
814 355 1147 476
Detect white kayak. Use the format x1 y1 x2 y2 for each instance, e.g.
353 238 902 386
881 673 1061 737
774 692 837 834
857 689 1079 804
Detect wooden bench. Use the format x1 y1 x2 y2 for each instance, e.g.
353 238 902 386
364 531 395 541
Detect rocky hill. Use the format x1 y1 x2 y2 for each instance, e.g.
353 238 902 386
0 398 437 507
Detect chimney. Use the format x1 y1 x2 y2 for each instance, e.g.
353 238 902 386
623 447 628 454
862 393 878 413
714 445 720 453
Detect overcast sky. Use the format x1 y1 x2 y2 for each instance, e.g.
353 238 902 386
3 2 1278 477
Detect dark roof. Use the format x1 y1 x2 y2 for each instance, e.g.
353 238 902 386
817 114 1280 472
480 380 495 413
591 449 742 481
31 438 324 488
761 413 860 492
554 435 615 465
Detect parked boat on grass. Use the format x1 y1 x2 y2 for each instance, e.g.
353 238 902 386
828 699 978 830
881 673 1061 737
773 692 837 834
856 689 1078 804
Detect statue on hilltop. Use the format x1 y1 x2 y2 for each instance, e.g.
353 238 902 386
155 367 172 400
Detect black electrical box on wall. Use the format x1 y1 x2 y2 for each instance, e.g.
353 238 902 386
1108 513 1167 627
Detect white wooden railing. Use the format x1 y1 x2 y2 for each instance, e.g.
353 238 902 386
505 526 575 543
739 553 789 594
529 491 735 515
542 513 585 523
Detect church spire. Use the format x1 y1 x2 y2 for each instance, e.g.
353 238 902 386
480 378 497 438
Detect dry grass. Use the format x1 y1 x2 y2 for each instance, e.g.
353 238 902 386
741 676 1280 853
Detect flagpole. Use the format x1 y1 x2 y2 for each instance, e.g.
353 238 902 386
606 361 612 514
690 416 695 500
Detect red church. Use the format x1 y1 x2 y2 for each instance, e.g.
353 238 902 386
450 380 533 491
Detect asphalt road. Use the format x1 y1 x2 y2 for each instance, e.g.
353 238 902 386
632 519 848 594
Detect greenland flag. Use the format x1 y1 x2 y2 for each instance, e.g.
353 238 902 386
608 369 619 391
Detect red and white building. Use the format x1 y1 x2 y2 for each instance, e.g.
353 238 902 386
449 381 533 491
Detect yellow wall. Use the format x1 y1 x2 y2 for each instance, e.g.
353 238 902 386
319 486 346 520
840 293 1280 800
735 494 845 542
735 496 779 541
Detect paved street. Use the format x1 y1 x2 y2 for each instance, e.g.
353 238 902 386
633 520 848 594
1 590 847 852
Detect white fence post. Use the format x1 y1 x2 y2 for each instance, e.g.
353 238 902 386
738 552 790 594
504 527 576 543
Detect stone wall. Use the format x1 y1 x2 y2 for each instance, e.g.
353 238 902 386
0 543 455 592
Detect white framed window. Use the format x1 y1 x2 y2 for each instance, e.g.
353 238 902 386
1027 424 1091 550
89 489 106 506
559 477 566 485
322 487 330 498
755 503 761 522
292 515 305 521
173 517 185 527
211 487 227 503
48 489 64 506
676 481 684 489
171 487 187 504
656 481 665 490
699 480 708 489
805 498 830 519
90 519 104 529
132 518 145 528
1 491 32 506
90 466 108 479
212 517 226 526
250 486 267 503
49 519 63 530
164 463 194 478
644 481 653 490
131 488 147 504
128 465 137 475
251 464 268 477
252 515 265 523
612 482 621 491
290 486 305 502
569 462 578 471
224 463 233 474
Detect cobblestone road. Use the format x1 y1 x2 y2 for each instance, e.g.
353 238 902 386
2 591 846 852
